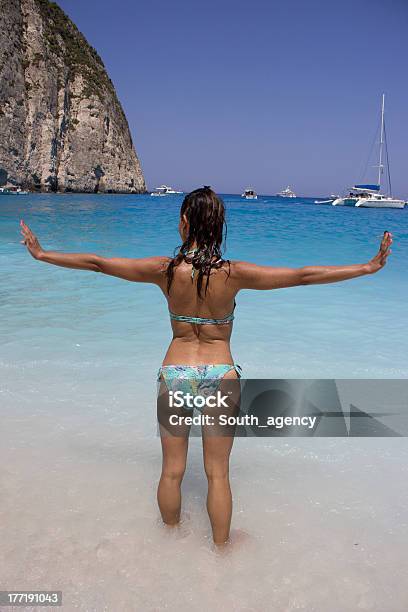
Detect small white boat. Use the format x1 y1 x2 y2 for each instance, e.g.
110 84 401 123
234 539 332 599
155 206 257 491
150 185 183 196
315 194 340 204
276 186 296 198
241 188 258 200
0 186 29 195
314 198 335 204
333 95 405 209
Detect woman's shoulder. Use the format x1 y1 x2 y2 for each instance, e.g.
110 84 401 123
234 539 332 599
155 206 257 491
136 256 171 280
226 259 256 278
146 256 171 268
224 260 270 290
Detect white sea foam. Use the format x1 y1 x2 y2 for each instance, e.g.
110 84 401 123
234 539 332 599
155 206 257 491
1 364 408 611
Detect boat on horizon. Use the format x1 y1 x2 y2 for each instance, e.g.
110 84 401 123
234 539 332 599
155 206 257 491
276 186 296 198
150 185 183 197
332 95 405 209
0 186 29 195
314 194 340 204
241 188 258 200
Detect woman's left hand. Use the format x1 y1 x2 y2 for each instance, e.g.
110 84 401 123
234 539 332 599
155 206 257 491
20 220 44 260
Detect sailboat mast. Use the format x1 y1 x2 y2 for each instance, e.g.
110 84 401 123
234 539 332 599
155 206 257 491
378 93 385 188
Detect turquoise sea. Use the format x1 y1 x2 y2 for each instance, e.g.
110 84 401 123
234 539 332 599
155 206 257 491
2 192 408 378
1 193 408 611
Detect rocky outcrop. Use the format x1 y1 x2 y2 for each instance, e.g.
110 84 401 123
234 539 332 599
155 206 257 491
0 0 146 193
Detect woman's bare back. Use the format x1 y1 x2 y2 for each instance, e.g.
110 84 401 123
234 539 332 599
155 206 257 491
158 259 237 366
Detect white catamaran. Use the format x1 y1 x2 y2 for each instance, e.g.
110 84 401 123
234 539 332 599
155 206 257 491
332 95 405 209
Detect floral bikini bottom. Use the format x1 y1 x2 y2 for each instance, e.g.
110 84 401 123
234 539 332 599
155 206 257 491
157 364 242 409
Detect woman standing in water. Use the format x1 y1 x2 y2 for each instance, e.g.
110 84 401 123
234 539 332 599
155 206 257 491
20 187 392 546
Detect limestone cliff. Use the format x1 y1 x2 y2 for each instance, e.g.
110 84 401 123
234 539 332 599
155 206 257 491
0 0 146 193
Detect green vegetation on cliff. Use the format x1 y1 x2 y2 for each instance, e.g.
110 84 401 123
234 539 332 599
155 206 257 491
35 0 115 102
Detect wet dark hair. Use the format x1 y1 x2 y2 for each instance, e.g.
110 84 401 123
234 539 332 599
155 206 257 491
166 187 228 297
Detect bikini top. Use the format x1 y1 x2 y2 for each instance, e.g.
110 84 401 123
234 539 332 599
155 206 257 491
169 306 235 326
169 248 235 325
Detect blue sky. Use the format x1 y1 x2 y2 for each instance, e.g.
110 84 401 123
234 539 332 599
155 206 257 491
58 0 407 196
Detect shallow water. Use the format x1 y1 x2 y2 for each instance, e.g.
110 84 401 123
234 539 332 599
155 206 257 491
1 194 408 610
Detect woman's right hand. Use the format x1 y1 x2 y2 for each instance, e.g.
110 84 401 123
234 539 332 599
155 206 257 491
366 231 393 274
20 220 44 260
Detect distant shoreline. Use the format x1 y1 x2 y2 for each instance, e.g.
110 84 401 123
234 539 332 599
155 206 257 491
1 189 148 196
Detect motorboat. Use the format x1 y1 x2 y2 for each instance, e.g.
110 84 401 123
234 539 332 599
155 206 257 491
0 186 29 195
314 194 339 204
241 188 258 200
315 198 335 204
150 185 183 196
276 186 296 198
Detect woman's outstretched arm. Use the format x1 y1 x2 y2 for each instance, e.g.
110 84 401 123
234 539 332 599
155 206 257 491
20 220 168 283
233 232 392 290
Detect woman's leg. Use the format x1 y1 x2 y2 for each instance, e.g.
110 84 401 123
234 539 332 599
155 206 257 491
202 434 235 545
201 368 240 545
157 433 189 525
